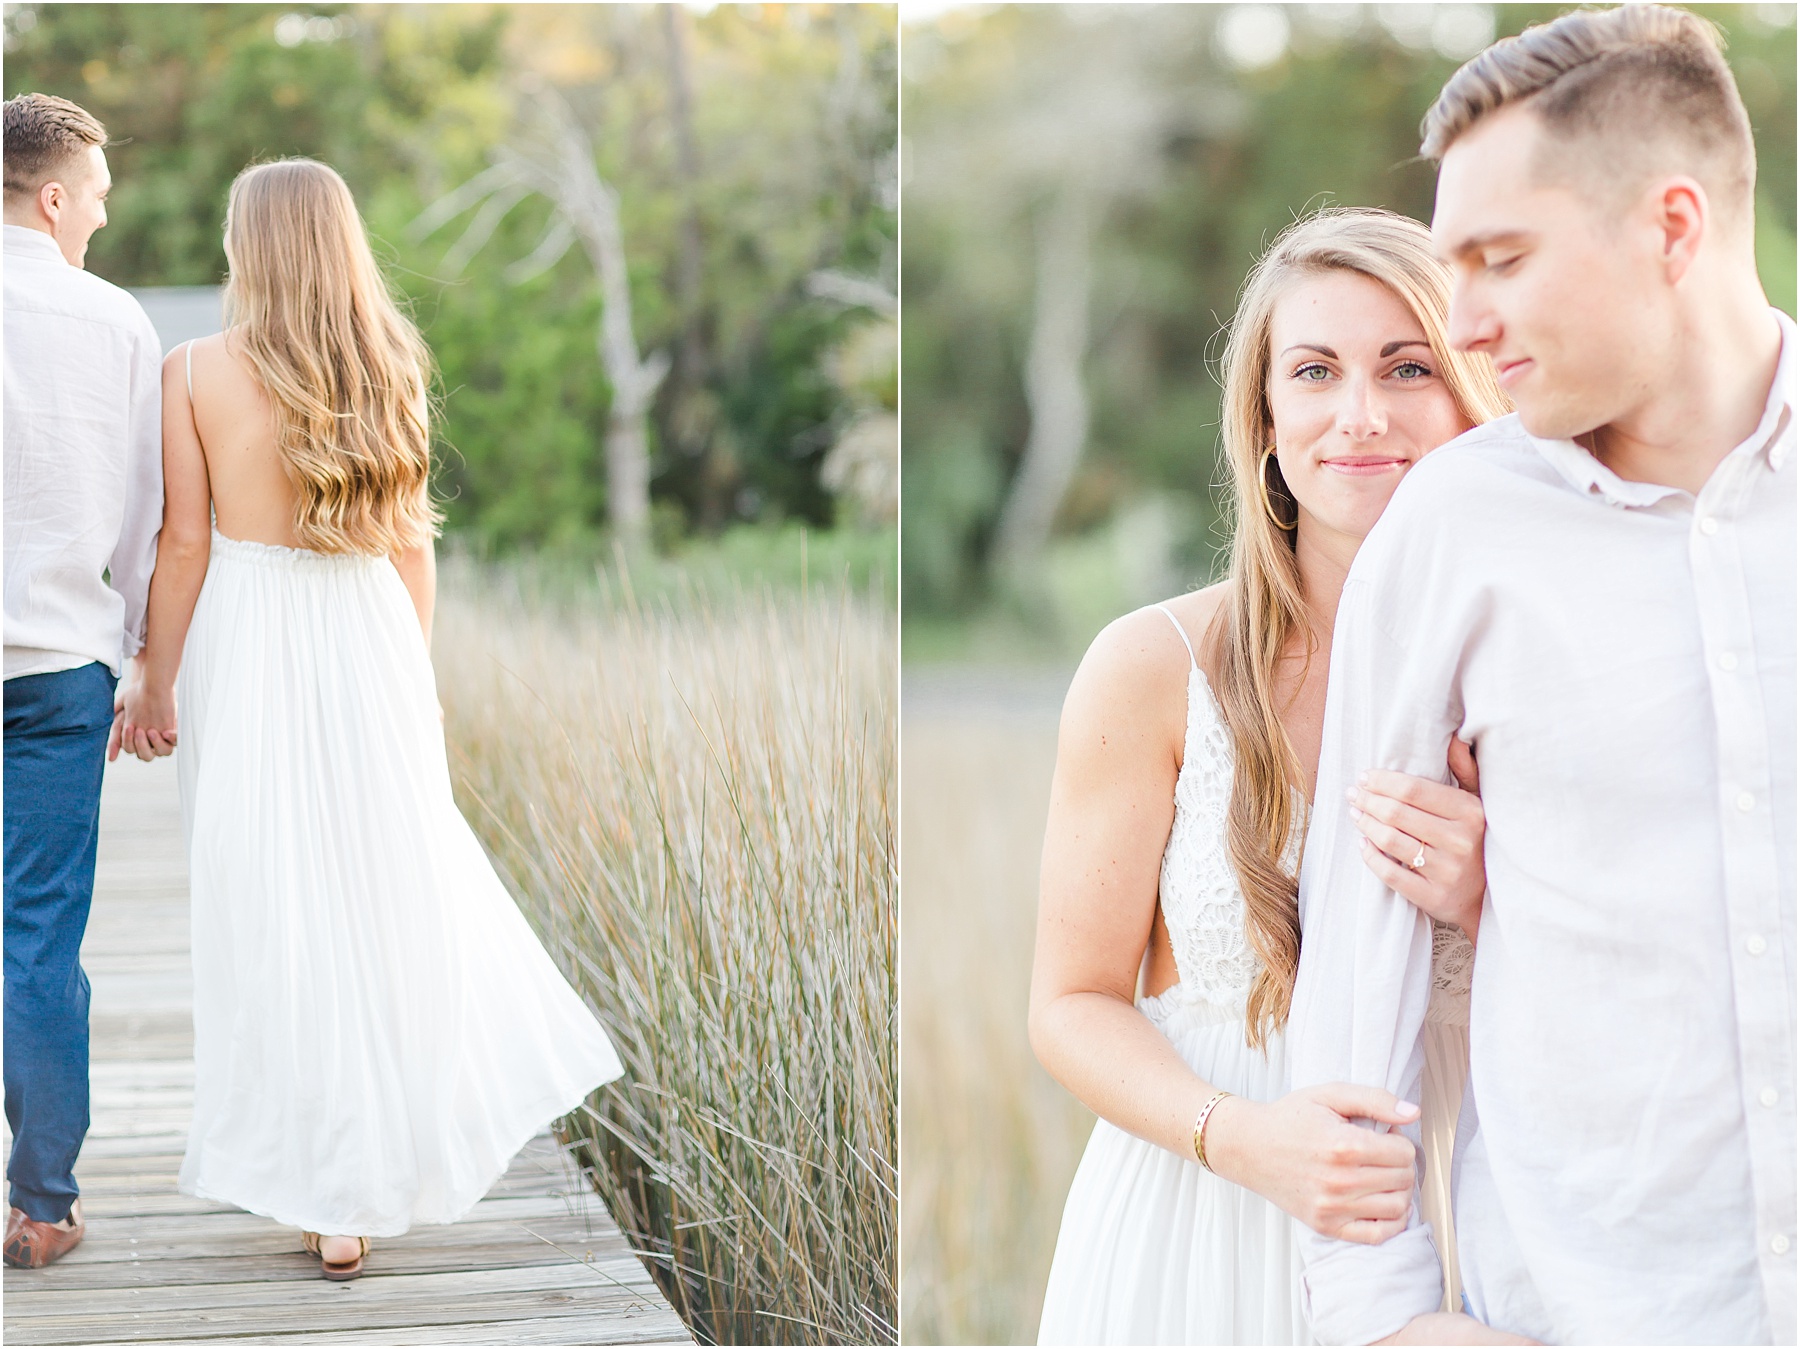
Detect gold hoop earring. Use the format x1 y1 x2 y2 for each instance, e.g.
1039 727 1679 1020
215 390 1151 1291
1259 448 1298 532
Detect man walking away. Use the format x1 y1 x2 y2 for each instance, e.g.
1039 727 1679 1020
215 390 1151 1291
3 92 164 1269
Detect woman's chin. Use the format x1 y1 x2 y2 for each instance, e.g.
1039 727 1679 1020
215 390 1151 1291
1301 486 1408 543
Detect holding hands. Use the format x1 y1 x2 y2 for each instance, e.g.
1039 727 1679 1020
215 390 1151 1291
108 655 178 762
1349 737 1486 942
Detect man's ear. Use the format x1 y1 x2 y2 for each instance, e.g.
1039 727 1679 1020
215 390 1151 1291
37 178 65 226
1649 176 1707 286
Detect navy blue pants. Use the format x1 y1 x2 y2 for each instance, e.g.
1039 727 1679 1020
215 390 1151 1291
4 661 116 1223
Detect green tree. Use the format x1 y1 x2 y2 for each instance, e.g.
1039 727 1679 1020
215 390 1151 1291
3 3 898 551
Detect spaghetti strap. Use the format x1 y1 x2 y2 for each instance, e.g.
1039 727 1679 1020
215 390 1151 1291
184 339 195 403
1152 603 1199 671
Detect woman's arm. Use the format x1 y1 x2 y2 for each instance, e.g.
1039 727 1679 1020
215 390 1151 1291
1028 603 1421 1244
390 388 437 646
1027 608 1214 1155
111 345 213 763
390 532 436 645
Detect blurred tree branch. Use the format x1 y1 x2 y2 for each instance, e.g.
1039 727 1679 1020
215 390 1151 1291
412 74 669 553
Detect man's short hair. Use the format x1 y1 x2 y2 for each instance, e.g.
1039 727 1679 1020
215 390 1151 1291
1420 5 1755 229
3 93 107 203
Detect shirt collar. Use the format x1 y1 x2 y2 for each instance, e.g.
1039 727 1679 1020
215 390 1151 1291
1532 437 1682 509
3 224 68 265
1531 305 1797 506
1756 307 1795 472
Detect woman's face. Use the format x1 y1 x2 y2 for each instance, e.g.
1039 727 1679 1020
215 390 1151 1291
1265 269 1469 546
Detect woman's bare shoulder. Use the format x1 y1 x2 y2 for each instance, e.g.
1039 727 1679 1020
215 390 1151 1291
1059 585 1232 752
1157 581 1231 646
168 329 269 416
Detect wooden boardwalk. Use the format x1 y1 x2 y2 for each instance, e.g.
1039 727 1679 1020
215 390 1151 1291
3 753 691 1346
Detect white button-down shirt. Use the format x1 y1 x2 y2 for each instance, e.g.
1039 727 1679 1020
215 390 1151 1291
1289 309 1795 1346
4 224 163 680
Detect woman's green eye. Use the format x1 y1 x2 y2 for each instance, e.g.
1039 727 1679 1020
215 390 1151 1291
1394 362 1431 380
1296 364 1330 381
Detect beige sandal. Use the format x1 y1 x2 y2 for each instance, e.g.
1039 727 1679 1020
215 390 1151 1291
301 1230 370 1281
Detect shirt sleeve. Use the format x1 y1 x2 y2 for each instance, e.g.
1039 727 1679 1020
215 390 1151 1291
109 310 164 661
1288 570 1465 1345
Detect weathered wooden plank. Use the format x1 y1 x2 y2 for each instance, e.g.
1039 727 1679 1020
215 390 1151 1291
89 1059 194 1084
4 1286 676 1346
4 1229 639 1292
3 750 691 1347
6 1255 669 1319
69 1309 689 1347
89 1012 195 1047
232 1311 688 1345
71 1164 573 1207
61 1193 613 1264
61 1132 190 1160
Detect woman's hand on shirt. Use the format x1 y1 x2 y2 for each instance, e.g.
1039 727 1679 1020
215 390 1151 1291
1349 737 1485 942
1204 1083 1421 1244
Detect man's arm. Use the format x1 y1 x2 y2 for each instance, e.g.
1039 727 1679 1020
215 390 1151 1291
1288 574 1455 1345
109 310 164 663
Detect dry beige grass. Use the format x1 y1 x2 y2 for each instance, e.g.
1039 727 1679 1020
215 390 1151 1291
433 556 896 1346
900 676 1097 1346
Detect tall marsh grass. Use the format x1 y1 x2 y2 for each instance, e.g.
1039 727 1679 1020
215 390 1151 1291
433 551 897 1346
899 677 1095 1345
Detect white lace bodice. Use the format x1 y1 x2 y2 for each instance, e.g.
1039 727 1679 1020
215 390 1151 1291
1150 607 1473 1024
1426 913 1473 1025
1156 665 1272 1011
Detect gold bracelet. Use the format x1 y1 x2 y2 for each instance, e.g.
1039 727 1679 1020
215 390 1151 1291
1192 1089 1233 1173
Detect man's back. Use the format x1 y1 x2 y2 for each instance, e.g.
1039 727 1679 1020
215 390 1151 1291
3 223 163 679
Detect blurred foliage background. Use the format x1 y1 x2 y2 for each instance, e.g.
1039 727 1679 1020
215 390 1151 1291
4 1 898 573
901 1 1797 661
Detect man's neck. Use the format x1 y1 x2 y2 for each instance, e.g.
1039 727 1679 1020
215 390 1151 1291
1586 277 1783 497
2 212 56 238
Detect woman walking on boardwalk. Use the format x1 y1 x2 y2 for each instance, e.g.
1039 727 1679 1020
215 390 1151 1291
114 158 623 1280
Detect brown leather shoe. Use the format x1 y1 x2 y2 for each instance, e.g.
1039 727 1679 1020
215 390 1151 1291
4 1200 84 1269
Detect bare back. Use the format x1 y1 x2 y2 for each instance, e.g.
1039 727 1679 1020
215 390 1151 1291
181 331 304 549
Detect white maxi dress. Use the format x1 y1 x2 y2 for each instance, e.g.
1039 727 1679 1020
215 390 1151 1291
174 521 624 1239
1037 604 1471 1345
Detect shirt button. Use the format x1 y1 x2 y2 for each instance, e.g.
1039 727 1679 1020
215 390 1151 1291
1761 1087 1780 1108
1773 1234 1791 1255
1748 935 1769 956
1719 652 1739 671
1738 792 1756 812
1701 517 1720 535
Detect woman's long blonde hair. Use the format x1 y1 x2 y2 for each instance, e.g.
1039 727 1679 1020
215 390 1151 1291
1205 208 1510 1049
223 158 440 555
